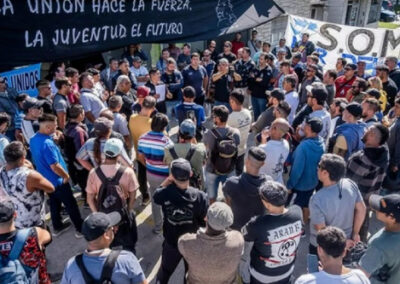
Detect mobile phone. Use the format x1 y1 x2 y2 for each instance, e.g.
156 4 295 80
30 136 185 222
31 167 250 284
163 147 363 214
307 254 319 273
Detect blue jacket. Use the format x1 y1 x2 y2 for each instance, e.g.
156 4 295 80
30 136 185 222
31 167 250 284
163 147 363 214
287 136 325 191
333 122 366 160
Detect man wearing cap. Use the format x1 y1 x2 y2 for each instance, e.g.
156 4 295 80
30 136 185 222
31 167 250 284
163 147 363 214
0 76 19 140
114 74 135 119
30 113 83 237
20 97 43 146
309 154 366 255
251 88 284 135
129 96 157 205
130 56 149 87
385 56 400 90
335 63 358 98
241 181 303 284
178 202 244 284
153 158 208 284
358 194 400 284
61 212 147 284
287 117 325 222
347 124 389 241
164 119 206 190
36 79 53 114
259 118 291 184
228 90 252 175
86 138 139 252
223 146 272 231
376 64 398 107
0 198 52 283
298 64 321 107
330 102 367 160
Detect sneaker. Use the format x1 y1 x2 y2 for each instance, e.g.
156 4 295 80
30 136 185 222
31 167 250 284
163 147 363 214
52 221 72 237
141 196 150 206
75 231 84 239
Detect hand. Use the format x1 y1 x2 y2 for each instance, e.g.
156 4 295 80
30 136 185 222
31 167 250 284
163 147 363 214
256 78 262 82
346 239 355 250
154 94 160 99
160 175 174 187
63 176 70 184
352 233 360 243
166 92 173 99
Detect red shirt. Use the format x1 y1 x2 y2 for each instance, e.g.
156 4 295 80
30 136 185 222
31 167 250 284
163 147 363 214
334 75 356 98
232 40 245 56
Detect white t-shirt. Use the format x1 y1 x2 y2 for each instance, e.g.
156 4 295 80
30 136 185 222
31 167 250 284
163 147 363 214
227 109 252 156
130 66 149 87
285 91 299 124
259 139 289 184
295 269 370 284
300 109 331 140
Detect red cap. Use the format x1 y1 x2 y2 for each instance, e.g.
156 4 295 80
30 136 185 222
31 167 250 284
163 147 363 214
137 86 150 98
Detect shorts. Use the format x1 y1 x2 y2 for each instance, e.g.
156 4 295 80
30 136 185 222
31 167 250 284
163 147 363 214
288 189 314 208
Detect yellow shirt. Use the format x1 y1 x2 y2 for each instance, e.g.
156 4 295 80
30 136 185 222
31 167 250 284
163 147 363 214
129 114 152 154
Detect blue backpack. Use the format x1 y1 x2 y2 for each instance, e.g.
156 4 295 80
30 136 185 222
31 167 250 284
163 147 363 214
0 228 31 284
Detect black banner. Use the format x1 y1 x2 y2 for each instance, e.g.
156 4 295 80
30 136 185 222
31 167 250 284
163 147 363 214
0 0 283 70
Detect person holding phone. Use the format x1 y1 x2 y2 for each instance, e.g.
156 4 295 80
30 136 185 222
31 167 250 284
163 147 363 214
296 227 370 284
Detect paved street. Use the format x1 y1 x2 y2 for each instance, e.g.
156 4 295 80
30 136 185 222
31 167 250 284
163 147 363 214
46 121 384 283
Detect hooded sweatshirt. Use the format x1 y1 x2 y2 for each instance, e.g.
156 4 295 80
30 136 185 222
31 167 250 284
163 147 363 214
347 146 389 196
331 122 367 160
222 173 272 230
287 136 325 191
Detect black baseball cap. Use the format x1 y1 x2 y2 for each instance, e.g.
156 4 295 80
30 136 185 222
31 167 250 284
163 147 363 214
248 146 266 162
369 194 400 223
345 63 357 71
267 88 285 101
366 88 381 100
345 102 362 118
305 116 323 133
171 158 191 181
81 212 121 241
0 199 15 223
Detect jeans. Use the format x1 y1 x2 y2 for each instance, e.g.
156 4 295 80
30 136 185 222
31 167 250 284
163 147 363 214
49 183 83 232
156 241 188 284
111 210 138 254
137 162 149 200
165 100 178 120
147 172 165 232
205 171 234 200
68 163 88 200
214 100 232 112
251 97 267 121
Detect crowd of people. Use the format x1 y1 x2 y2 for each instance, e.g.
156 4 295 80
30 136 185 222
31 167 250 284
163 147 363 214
0 33 400 284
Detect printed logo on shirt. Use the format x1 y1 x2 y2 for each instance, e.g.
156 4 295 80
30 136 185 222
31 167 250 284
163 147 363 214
261 220 302 268
164 201 194 226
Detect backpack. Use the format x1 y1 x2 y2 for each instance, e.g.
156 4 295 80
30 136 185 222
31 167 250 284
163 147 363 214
75 250 121 284
169 146 202 189
96 166 127 215
210 128 238 175
0 228 31 284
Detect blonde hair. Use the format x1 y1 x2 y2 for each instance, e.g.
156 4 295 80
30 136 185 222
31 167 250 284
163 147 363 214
368 76 383 90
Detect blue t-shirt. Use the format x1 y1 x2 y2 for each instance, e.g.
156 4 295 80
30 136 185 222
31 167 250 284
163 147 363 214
61 250 145 284
174 102 205 128
30 132 68 187
182 65 208 97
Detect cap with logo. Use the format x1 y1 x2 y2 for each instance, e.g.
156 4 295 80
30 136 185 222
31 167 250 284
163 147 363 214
81 212 121 241
171 158 191 181
103 138 123 158
207 202 233 231
369 194 400 223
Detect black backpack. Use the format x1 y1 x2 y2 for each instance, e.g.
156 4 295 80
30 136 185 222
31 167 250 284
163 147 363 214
75 250 121 284
95 166 127 214
169 145 202 189
210 128 238 175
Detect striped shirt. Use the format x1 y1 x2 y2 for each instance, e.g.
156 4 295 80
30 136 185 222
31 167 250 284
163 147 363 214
138 131 172 177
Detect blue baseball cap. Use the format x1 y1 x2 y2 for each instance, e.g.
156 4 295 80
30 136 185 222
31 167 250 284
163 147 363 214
179 119 196 138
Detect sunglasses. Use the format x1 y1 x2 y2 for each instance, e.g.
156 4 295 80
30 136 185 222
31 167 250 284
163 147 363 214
224 45 230 48
351 86 358 89
306 69 314 72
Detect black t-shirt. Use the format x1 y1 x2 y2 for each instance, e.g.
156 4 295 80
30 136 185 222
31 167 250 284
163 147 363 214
153 184 208 247
242 206 303 282
248 66 273 98
36 96 53 114
214 74 233 102
383 78 398 107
